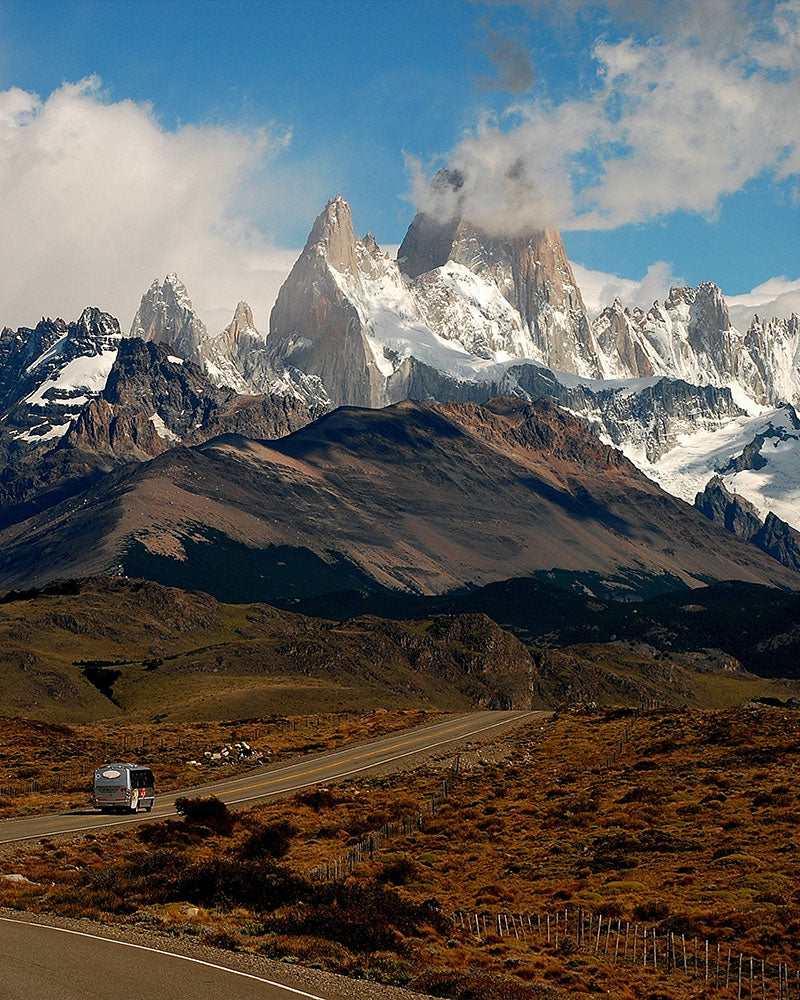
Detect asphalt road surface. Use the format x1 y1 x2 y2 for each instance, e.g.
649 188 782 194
0 710 540 845
0 916 407 1000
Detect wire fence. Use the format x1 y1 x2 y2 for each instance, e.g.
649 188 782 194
452 907 798 998
310 777 452 881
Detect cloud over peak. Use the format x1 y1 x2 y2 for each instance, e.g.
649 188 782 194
411 0 800 236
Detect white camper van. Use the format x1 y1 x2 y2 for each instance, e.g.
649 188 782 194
93 763 155 813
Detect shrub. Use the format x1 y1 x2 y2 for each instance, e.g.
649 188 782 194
242 820 296 859
634 900 670 922
174 796 234 835
166 858 306 911
375 853 420 886
201 929 240 950
298 788 337 811
137 820 200 847
270 882 444 954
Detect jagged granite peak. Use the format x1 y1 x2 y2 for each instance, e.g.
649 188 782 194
695 476 800 574
129 273 208 362
742 312 800 406
225 301 257 342
267 195 387 408
268 195 753 457
199 300 264 392
305 194 361 276
593 299 655 378
590 283 800 405
71 306 122 345
398 170 597 376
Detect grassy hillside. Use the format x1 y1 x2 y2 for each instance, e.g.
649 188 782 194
1 576 798 725
0 577 548 722
276 577 800 676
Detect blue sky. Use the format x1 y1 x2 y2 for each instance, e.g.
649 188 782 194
0 0 797 330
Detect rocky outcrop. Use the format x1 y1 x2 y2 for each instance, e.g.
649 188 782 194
129 273 208 363
695 476 800 573
103 338 315 444
61 398 167 462
695 476 764 538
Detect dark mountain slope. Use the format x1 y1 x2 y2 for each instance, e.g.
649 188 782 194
0 398 795 600
277 577 800 677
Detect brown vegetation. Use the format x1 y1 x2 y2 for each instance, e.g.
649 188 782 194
3 705 800 998
0 708 438 818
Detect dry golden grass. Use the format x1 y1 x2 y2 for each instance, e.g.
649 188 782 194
0 709 439 818
3 705 800 999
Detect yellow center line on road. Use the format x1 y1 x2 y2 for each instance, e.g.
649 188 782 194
151 717 481 810
0 712 540 843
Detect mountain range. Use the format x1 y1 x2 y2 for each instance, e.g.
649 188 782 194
0 396 795 604
0 184 798 603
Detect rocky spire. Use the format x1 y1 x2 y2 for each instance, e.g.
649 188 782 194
129 273 208 362
267 195 386 407
304 194 360 276
223 301 257 344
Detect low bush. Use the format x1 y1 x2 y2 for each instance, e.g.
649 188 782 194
298 788 337 812
241 820 296 859
375 852 420 886
174 795 234 835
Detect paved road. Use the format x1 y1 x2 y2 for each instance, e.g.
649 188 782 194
0 916 395 1000
0 710 542 1000
0 710 540 845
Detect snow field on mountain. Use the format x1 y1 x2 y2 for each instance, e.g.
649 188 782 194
645 407 800 529
23 348 119 408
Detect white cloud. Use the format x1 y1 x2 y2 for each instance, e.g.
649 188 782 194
413 0 800 234
726 275 800 329
573 259 800 327
0 77 294 333
571 260 684 315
